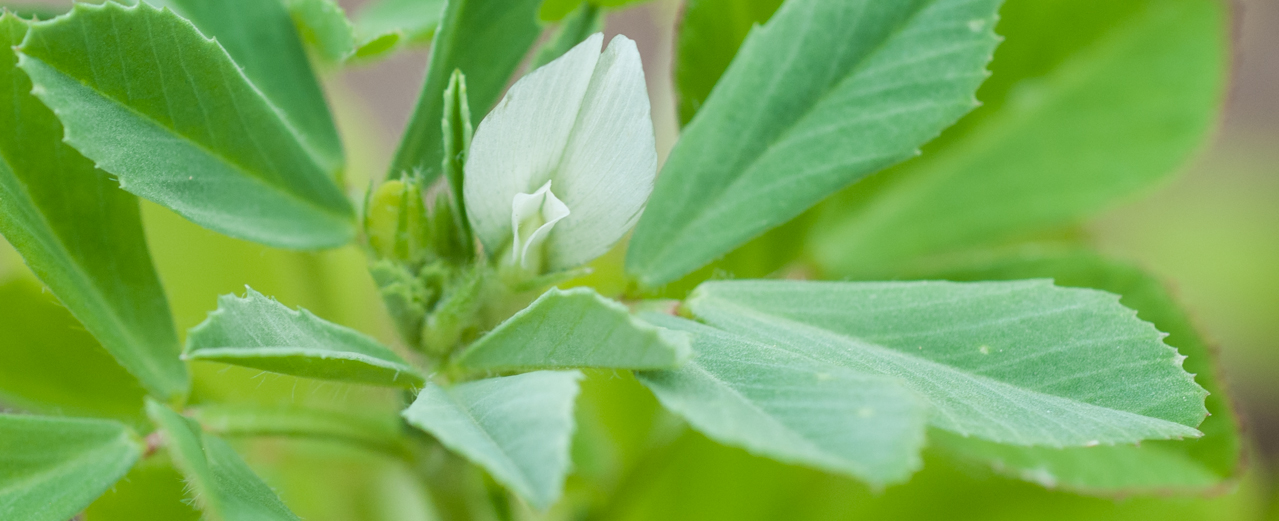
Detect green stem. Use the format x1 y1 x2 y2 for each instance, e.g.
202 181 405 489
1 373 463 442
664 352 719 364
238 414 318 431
191 404 415 460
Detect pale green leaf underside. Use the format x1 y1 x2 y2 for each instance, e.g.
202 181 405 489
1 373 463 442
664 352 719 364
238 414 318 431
0 414 141 521
912 247 1241 494
0 278 147 424
185 287 423 387
17 2 354 250
811 0 1225 275
456 287 690 371
286 0 358 64
402 371 582 510
146 400 300 521
0 12 186 400
388 0 542 181
687 280 1207 447
638 314 927 486
163 0 345 176
626 0 1003 286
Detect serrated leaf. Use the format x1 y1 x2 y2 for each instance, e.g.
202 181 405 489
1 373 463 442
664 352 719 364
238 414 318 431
285 0 357 64
402 371 582 510
162 0 345 176
637 314 927 486
146 399 301 521
0 277 146 424
16 2 354 249
810 0 1226 275
185 287 424 387
0 12 187 400
0 414 142 521
388 0 542 181
687 280 1208 446
626 0 1003 286
673 0 783 125
351 0 445 60
916 247 1242 494
455 287 690 371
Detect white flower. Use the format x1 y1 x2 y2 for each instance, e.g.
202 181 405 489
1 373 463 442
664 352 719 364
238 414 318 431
462 33 657 274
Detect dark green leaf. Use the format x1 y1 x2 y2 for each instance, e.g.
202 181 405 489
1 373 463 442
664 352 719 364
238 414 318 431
0 277 147 424
638 313 927 485
0 12 187 400
674 0 782 125
915 247 1242 494
455 287 691 371
388 0 543 181
185 287 424 387
163 0 346 176
0 414 141 521
402 371 582 509
687 280 1208 446
531 2 604 68
810 0 1226 276
17 3 355 249
626 0 1003 286
146 399 301 521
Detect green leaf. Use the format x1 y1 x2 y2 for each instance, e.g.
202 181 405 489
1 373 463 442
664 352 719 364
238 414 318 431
455 287 691 371
351 0 445 60
0 277 147 424
626 0 1003 286
809 0 1226 276
402 371 582 510
531 2 604 68
913 247 1242 494
388 0 543 181
17 2 355 250
0 12 187 401
637 314 927 486
0 414 142 521
192 404 411 459
441 69 475 260
86 456 202 521
285 0 357 64
162 0 346 177
185 287 424 387
674 0 783 125
686 280 1208 446
146 399 301 521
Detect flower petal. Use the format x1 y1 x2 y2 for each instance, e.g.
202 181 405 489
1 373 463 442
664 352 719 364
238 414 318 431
545 35 657 271
512 181 571 269
463 33 604 257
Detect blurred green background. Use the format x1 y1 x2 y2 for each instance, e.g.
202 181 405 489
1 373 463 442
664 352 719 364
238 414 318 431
1 0 1276 519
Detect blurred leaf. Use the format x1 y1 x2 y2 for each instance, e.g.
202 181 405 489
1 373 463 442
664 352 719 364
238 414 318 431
0 277 147 424
612 429 1264 521
0 414 141 521
351 0 445 60
809 0 1226 276
286 0 357 64
626 0 1003 286
403 371 582 510
146 399 302 521
913 247 1242 494
85 454 202 521
539 0 648 21
531 2 604 68
388 0 542 181
673 0 783 125
185 287 424 387
162 0 345 176
0 12 187 401
456 287 690 371
637 314 927 486
17 2 355 249
686 280 1207 446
